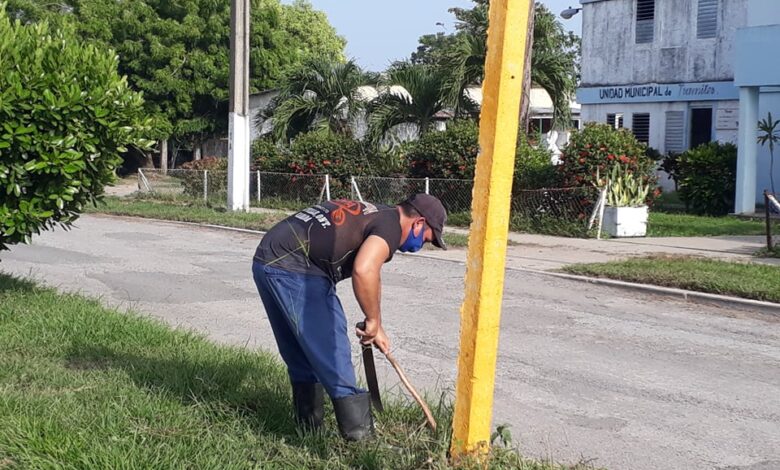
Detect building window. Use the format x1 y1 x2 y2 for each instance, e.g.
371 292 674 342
528 118 553 135
664 111 685 153
636 0 655 44
606 113 624 129
690 108 713 149
697 0 718 39
632 113 651 144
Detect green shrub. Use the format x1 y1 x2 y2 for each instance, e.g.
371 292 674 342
560 123 655 189
179 157 228 198
404 120 559 189
251 139 288 172
405 120 479 180
514 136 561 190
0 9 150 251
676 142 737 216
290 132 365 177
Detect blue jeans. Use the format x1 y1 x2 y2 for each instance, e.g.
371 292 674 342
252 261 362 399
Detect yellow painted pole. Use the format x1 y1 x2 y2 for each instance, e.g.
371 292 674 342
451 0 531 458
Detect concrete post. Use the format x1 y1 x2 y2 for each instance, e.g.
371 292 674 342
227 0 250 211
735 86 759 214
451 0 531 459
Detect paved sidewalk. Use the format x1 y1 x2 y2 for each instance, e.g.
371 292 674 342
442 227 774 271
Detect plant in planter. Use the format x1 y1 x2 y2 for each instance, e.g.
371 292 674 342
602 164 651 237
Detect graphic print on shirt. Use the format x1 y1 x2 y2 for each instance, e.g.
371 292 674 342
255 200 401 283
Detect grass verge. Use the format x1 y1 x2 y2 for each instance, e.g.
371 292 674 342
562 256 780 303
86 196 289 232
87 196 471 248
450 210 776 239
647 212 776 237
0 274 592 469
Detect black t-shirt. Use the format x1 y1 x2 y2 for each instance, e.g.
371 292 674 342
254 200 402 283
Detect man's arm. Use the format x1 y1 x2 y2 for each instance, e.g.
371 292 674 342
352 235 390 353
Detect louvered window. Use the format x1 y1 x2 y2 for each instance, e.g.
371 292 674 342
697 0 718 39
632 113 651 144
607 113 624 129
664 111 685 153
636 0 655 44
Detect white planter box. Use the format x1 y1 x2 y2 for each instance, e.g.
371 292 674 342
602 206 648 237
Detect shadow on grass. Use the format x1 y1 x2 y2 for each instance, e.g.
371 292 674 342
0 274 39 294
65 343 302 441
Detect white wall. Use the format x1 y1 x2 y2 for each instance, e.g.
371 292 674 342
581 0 747 86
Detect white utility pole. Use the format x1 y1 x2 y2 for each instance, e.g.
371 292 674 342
228 0 251 211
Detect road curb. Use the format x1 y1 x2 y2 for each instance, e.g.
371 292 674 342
90 214 780 317
519 268 780 317
406 252 780 317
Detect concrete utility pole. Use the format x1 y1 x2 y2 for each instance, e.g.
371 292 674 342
228 0 250 211
451 0 532 459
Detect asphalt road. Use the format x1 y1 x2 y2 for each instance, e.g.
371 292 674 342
2 215 778 470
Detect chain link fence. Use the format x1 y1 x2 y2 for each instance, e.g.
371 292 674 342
138 169 328 209
137 169 601 236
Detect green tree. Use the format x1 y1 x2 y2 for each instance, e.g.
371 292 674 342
758 112 780 194
0 6 151 251
420 1 579 129
6 0 345 151
367 63 449 146
278 0 346 66
410 32 457 65
268 59 372 142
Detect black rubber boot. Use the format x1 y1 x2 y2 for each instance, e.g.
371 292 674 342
292 382 324 429
332 392 374 441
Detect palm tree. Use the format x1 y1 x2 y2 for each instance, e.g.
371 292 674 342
530 5 577 129
266 59 372 142
438 2 577 130
367 63 449 146
758 112 780 194
440 33 484 118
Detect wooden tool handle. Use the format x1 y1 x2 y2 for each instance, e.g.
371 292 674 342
384 351 437 431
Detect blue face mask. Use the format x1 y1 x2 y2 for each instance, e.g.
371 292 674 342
399 222 426 253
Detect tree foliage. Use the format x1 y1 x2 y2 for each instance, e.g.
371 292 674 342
420 1 580 128
0 6 151 251
6 0 345 144
367 63 449 145
268 59 372 142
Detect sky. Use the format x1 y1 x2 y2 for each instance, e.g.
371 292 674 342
281 0 583 72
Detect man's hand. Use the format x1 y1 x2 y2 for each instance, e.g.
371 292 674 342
356 319 390 354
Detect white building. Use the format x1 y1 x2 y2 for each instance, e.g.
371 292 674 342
575 0 780 211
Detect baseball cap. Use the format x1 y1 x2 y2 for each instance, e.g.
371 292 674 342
403 193 448 250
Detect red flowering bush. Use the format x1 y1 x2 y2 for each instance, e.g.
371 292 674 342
560 123 656 190
286 132 366 179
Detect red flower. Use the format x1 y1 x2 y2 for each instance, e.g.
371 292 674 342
619 155 630 164
607 154 615 161
322 160 331 166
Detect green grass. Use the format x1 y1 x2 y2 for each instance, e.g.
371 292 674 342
647 212 776 237
562 256 780 303
86 196 294 232
0 274 594 469
451 208 777 239
88 196 471 248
